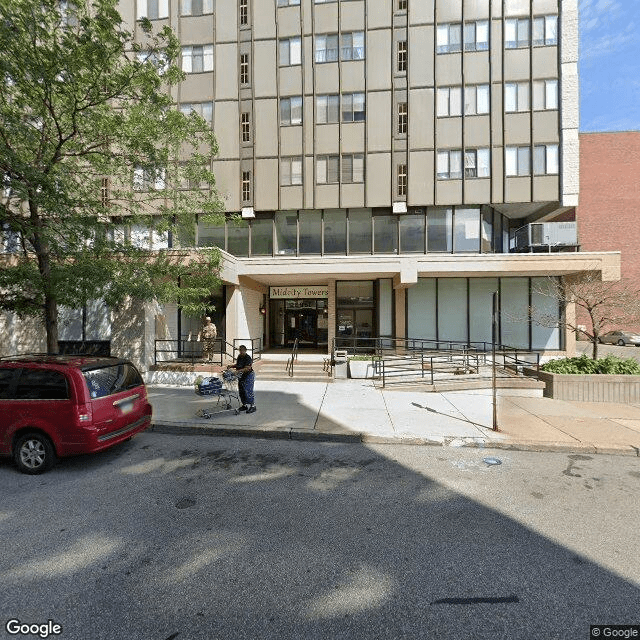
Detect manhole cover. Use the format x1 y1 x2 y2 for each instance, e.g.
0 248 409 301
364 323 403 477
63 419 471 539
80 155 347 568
483 457 502 466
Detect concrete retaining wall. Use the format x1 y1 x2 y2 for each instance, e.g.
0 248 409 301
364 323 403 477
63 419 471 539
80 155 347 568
526 368 640 402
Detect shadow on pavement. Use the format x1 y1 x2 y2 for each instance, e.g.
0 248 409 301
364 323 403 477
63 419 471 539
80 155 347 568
0 389 638 640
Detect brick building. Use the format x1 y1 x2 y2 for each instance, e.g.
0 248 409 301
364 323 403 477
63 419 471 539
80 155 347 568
577 131 640 284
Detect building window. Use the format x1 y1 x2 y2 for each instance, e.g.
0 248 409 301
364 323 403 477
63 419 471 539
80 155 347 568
341 154 365 183
504 82 529 112
397 164 407 197
180 0 214 16
277 0 300 5
504 18 530 49
463 20 489 51
240 53 249 84
280 96 303 126
437 150 462 180
316 33 364 63
533 79 558 110
397 0 407 10
241 112 250 142
437 149 490 180
181 45 214 73
316 156 364 183
315 34 339 63
138 0 169 19
314 0 336 3
398 102 408 133
464 85 490 115
317 156 339 184
179 102 213 124
133 167 166 191
397 40 407 72
533 144 559 175
239 0 249 25
437 85 491 118
316 95 339 123
137 51 169 75
242 171 251 202
342 93 365 122
341 32 365 60
437 87 461 117
280 157 303 185
280 37 302 66
505 146 531 176
101 177 110 208
463 149 491 178
436 23 462 54
533 15 558 46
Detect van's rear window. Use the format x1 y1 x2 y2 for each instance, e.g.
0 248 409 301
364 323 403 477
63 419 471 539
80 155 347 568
83 364 143 399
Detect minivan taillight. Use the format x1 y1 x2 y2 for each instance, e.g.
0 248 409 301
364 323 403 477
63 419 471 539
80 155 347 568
77 405 92 423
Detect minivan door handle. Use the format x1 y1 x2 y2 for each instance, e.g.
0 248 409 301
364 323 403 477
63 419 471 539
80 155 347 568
113 394 140 407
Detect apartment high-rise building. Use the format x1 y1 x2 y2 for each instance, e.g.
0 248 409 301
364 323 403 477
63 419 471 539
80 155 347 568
0 0 621 369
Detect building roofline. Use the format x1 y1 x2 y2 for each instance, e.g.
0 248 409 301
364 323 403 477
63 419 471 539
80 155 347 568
580 129 640 135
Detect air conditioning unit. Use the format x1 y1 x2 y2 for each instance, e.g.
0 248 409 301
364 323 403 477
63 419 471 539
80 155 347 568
514 222 577 252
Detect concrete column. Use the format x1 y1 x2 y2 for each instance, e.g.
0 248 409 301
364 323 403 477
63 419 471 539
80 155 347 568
327 278 336 354
564 299 577 356
225 285 239 350
395 287 406 339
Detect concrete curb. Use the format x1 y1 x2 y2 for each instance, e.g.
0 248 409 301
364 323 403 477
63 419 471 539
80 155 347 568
150 422 640 456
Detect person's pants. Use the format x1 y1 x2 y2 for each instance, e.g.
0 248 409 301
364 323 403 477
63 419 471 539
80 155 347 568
202 340 215 361
238 371 255 406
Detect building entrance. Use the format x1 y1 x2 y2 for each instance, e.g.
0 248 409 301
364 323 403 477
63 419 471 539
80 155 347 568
269 299 328 349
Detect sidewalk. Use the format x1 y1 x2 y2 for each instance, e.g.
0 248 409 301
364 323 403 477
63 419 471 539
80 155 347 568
147 379 640 456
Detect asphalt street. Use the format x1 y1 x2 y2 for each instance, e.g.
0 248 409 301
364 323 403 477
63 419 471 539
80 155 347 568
575 340 640 362
1 431 639 640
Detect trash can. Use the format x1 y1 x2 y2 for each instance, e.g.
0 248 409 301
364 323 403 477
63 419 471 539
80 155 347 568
334 349 348 379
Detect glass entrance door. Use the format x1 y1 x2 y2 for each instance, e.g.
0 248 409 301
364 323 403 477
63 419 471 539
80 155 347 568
269 299 328 349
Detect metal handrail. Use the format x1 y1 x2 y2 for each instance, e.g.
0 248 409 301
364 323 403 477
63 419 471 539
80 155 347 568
286 337 299 377
154 337 263 366
330 336 535 387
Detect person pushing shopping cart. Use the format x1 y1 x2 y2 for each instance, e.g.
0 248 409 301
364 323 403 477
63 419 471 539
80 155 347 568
227 344 256 414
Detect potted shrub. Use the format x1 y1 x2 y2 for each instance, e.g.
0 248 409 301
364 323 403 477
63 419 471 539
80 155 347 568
348 355 378 379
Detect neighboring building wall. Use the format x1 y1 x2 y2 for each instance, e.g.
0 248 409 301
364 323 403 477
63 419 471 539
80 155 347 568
577 131 640 284
110 298 148 372
0 313 46 356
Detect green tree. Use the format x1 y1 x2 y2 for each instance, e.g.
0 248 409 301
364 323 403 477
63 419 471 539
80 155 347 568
0 0 224 353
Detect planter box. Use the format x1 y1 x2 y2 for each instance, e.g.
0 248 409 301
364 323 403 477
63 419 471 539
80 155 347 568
348 360 378 379
524 368 640 403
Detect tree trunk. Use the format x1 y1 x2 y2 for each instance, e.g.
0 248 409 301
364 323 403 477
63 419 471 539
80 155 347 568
592 338 598 360
29 200 59 354
44 293 59 354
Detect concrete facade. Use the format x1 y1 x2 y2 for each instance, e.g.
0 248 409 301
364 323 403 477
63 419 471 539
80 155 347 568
0 0 625 370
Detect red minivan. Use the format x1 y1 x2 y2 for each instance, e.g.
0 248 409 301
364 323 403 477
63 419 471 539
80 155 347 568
0 355 152 474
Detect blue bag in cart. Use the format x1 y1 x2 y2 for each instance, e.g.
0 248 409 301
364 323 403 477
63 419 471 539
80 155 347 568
194 373 241 417
196 376 223 396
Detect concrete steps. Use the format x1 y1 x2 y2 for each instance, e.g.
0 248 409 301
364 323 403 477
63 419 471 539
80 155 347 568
253 359 332 382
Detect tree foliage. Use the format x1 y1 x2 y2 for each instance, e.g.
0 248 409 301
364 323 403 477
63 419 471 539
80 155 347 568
0 0 225 352
531 274 640 359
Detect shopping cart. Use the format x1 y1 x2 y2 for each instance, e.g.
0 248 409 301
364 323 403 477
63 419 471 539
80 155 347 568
194 370 241 418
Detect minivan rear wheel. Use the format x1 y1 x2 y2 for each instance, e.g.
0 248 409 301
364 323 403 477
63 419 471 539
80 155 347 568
13 433 56 474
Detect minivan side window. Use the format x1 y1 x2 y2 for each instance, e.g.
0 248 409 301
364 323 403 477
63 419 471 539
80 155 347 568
83 364 143 399
0 368 16 399
14 369 70 400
